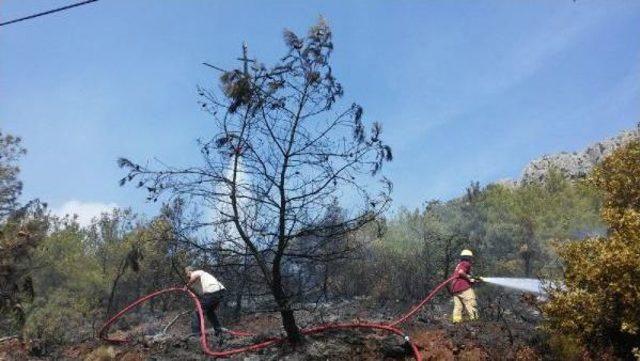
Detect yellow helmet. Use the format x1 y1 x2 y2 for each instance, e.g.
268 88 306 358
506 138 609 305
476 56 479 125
460 249 474 257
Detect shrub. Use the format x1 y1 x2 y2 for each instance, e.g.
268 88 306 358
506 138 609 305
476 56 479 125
543 141 640 359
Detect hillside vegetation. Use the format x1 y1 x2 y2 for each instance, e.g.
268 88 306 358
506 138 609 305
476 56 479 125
4 131 638 360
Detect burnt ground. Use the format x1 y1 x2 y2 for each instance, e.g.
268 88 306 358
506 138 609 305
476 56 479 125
0 295 546 361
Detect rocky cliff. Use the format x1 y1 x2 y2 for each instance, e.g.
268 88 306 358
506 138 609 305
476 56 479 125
520 126 639 184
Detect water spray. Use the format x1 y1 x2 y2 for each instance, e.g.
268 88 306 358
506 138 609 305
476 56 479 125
479 277 546 295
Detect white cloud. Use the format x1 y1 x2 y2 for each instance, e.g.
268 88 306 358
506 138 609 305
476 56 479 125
53 200 118 227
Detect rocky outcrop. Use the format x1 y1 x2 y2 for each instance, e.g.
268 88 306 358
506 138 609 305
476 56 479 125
520 127 639 184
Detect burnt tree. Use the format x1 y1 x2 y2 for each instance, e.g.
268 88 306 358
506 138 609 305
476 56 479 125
118 19 392 342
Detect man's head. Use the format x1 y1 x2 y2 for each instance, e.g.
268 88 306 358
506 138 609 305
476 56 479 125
185 266 195 278
460 249 474 262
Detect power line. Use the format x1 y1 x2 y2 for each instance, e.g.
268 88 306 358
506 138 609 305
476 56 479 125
0 0 99 27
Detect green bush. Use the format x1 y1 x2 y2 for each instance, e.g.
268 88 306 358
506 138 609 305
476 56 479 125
544 141 640 359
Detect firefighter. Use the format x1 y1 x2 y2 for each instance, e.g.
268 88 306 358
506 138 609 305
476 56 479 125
185 266 226 338
450 249 479 323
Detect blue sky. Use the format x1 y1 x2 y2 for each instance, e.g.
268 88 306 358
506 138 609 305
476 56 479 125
1 1 639 223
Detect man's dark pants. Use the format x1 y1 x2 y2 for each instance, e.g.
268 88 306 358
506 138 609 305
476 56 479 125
191 289 225 335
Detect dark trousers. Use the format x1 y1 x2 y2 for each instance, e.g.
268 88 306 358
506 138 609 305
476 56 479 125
191 289 225 334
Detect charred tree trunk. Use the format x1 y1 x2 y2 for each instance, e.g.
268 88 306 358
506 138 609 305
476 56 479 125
443 237 452 279
272 259 302 342
233 287 243 322
233 251 249 321
106 259 127 318
321 263 329 300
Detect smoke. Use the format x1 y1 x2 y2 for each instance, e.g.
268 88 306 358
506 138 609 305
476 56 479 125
53 200 118 227
480 277 545 295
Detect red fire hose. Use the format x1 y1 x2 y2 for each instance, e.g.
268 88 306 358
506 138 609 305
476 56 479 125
99 276 456 360
388 276 455 327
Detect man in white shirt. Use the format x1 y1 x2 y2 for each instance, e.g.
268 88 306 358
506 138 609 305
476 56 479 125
185 266 226 337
